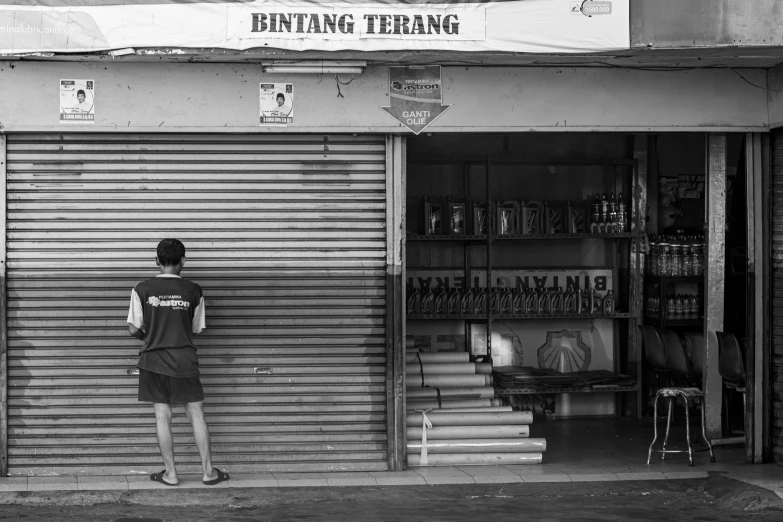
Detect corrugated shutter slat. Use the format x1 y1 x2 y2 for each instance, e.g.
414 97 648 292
772 130 783 466
5 133 388 475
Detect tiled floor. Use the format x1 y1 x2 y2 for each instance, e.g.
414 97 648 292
1 419 781 499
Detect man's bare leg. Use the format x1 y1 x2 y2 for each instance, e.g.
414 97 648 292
153 402 179 485
185 401 217 481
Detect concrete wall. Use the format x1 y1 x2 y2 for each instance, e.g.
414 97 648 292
0 61 770 132
632 0 783 48
768 66 783 129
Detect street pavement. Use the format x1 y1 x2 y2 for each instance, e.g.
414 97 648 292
0 475 782 521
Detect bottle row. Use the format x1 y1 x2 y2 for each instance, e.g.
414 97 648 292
421 194 628 236
407 285 617 316
645 294 702 320
646 234 705 277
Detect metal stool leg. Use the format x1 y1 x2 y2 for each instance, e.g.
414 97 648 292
661 396 674 460
700 396 716 463
683 393 694 466
648 392 661 465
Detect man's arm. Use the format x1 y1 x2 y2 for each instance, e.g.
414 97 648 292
192 296 206 334
128 324 145 340
127 288 146 340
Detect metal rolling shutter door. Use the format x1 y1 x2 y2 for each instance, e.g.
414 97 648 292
5 133 388 475
772 130 783 465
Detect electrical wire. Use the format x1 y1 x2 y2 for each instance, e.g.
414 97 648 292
335 73 356 98
723 65 783 92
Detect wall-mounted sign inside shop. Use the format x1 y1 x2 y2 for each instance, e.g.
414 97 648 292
0 1 629 54
382 66 450 135
407 268 613 292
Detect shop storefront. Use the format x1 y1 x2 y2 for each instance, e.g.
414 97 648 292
2 133 391 474
0 0 779 475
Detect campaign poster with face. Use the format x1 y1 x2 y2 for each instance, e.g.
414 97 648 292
260 83 293 125
60 79 94 124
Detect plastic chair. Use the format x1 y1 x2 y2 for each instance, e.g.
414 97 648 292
683 332 705 378
717 331 746 389
647 329 715 466
638 325 670 385
716 331 747 437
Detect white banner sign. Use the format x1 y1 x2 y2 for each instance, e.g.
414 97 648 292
0 1 629 54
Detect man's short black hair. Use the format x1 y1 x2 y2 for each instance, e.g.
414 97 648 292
276 93 285 100
157 238 185 266
77 89 85 97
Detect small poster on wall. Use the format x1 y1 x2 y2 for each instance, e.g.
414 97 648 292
59 79 94 124
260 83 294 125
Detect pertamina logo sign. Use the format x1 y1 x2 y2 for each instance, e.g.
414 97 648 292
571 1 612 16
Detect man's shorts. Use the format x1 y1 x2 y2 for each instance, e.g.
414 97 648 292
138 369 204 405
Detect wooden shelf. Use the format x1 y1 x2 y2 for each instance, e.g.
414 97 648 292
408 313 634 320
495 384 639 395
407 155 637 166
407 232 636 242
645 316 704 327
645 275 704 284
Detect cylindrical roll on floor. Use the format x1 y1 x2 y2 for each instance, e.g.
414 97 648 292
406 363 480 375
407 438 546 454
406 399 491 410
474 363 492 375
406 387 495 400
411 406 513 414
406 374 488 388
407 453 543 466
405 411 533 427
405 352 470 364
407 425 529 439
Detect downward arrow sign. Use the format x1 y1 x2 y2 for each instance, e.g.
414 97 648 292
381 103 452 135
381 65 451 135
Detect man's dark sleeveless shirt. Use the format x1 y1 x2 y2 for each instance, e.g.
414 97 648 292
128 275 205 378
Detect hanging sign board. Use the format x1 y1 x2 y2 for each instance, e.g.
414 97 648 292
0 1 630 54
382 66 451 135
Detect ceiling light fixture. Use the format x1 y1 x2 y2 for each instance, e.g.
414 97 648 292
262 60 367 74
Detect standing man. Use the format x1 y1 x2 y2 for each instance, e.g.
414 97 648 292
127 238 229 486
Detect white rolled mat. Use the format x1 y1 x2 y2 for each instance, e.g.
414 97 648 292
412 406 513 414
407 438 546 454
406 399 491 410
473 363 492 375
406 387 495 400
405 411 533 427
407 453 543 466
405 352 470 364
406 363 479 375
406 374 489 388
407 424 528 439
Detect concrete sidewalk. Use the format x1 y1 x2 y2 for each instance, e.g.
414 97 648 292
1 463 781 501
3 418 782 500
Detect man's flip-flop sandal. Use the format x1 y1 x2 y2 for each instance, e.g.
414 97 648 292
150 470 178 487
203 469 230 486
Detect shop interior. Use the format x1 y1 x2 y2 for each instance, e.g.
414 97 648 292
403 132 750 468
